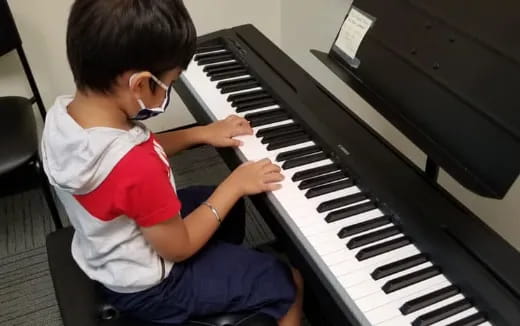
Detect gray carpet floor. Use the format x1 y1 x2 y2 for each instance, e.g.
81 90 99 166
0 146 278 326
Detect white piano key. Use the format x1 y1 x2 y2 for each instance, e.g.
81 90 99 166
300 205 380 232
313 234 404 271
304 185 362 204
322 242 416 270
431 307 479 326
222 85 264 97
196 49 228 55
365 281 453 324
269 140 316 157
375 293 466 326
323 226 397 272
344 261 433 299
282 159 336 179
237 105 281 117
357 275 450 312
199 60 238 71
253 120 296 133
328 228 405 278
339 244 420 277
299 208 384 233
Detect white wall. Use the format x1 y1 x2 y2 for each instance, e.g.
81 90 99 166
0 0 281 132
280 0 520 250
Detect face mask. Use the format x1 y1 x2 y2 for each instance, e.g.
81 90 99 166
129 74 172 121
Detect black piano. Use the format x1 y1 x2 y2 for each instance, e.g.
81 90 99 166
175 1 520 325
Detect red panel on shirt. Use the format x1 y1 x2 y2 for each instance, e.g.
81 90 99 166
75 136 181 227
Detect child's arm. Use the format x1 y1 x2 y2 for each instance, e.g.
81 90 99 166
141 159 282 262
155 115 253 156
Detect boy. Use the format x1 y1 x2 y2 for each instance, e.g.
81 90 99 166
41 0 303 325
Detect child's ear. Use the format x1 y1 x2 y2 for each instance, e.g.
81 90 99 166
128 72 152 98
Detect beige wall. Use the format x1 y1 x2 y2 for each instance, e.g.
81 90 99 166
280 0 520 250
0 0 281 131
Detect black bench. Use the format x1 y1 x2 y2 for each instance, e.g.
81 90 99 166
46 227 277 326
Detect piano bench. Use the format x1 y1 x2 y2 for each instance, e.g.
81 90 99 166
46 227 278 326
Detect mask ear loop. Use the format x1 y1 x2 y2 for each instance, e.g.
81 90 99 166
150 74 170 91
129 73 144 106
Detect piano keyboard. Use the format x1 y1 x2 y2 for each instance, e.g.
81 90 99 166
181 43 492 326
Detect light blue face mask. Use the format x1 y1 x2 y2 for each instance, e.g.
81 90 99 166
129 74 173 121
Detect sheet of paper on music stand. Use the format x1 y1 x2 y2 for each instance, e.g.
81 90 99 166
335 7 374 59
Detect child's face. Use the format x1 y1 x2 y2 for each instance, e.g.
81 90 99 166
126 68 182 119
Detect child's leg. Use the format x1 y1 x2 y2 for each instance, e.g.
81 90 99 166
278 268 304 326
181 242 299 323
177 185 245 244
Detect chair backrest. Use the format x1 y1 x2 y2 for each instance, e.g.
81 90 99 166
0 0 47 120
0 0 21 57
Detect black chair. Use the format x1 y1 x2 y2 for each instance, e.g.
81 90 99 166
47 227 278 326
0 0 62 229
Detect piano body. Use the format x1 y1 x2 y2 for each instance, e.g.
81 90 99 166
175 4 520 325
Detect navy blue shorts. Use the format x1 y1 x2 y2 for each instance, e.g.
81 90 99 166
102 186 296 324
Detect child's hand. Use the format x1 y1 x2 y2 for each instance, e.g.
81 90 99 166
201 115 253 148
225 159 284 196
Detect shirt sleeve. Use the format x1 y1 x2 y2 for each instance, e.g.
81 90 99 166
75 144 182 228
114 153 182 227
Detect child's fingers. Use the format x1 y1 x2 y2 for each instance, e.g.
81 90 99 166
256 158 273 166
231 125 254 136
263 172 284 183
263 182 283 192
228 138 243 147
262 163 282 174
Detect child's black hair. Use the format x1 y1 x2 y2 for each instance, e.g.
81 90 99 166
67 0 196 93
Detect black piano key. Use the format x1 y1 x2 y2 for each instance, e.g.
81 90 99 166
356 236 411 261
195 44 226 54
195 49 231 60
207 66 245 78
245 108 285 120
372 253 429 280
381 265 441 294
262 126 304 144
276 144 320 161
317 192 367 213
232 94 272 106
412 299 472 326
206 64 243 75
209 68 248 81
446 313 486 326
228 89 268 103
203 60 238 69
325 201 376 223
337 216 392 238
345 226 401 248
400 285 460 315
216 76 254 89
266 133 311 151
203 61 242 73
196 53 235 65
257 122 299 138
235 98 278 113
221 80 260 94
298 171 346 189
282 152 328 170
245 109 290 128
305 179 354 199
292 164 338 181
